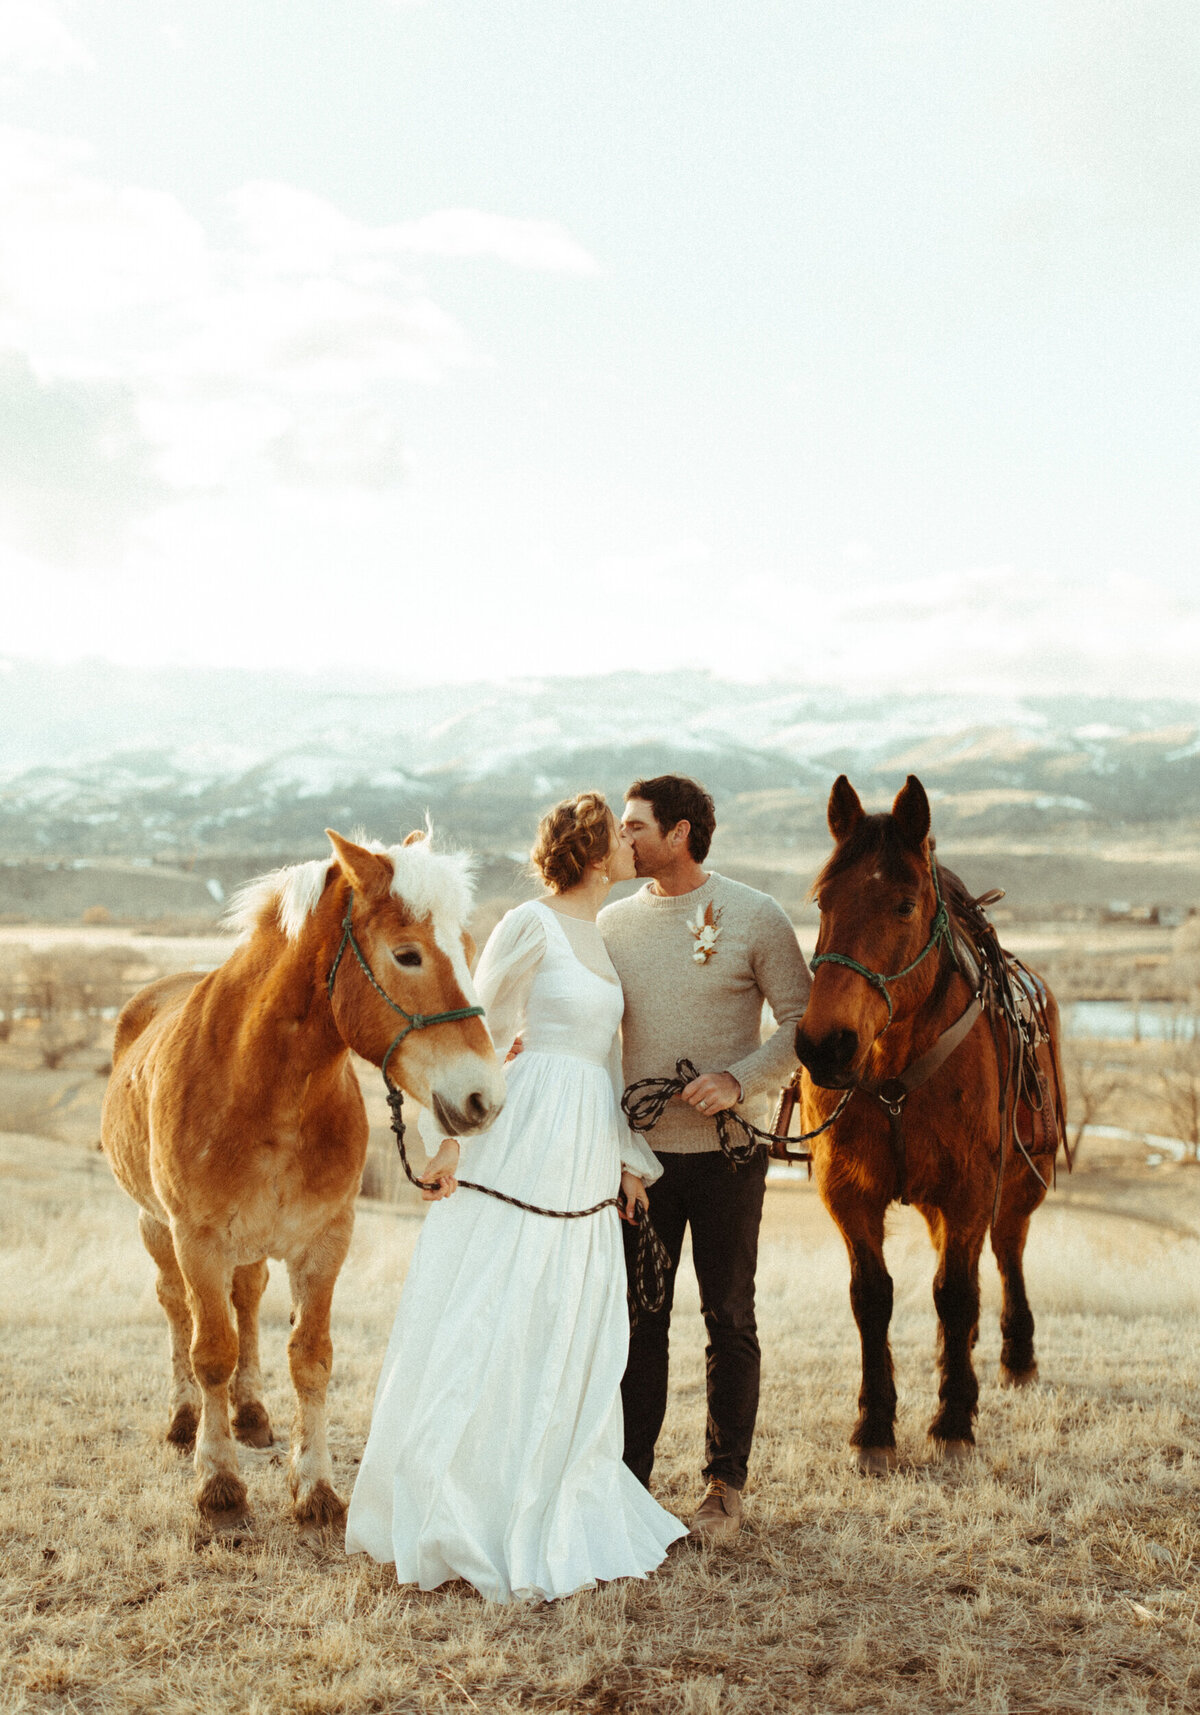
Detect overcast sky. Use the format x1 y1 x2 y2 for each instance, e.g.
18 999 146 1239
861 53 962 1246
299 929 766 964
1 0 1197 694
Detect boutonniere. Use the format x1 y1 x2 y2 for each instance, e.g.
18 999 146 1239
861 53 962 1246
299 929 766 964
688 901 722 963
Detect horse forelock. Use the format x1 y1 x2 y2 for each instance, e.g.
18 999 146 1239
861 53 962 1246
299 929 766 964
376 838 476 936
379 838 480 1002
809 815 923 901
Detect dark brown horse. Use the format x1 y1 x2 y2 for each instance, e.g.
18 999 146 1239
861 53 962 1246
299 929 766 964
795 775 1066 1472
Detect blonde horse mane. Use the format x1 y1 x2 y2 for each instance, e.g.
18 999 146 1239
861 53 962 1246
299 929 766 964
224 832 477 945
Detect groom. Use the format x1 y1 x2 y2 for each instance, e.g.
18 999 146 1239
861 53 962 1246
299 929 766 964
599 775 811 1544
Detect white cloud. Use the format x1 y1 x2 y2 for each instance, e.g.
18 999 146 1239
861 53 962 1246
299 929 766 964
0 130 596 502
230 181 598 276
597 539 711 593
0 0 91 75
0 128 209 352
765 567 1200 699
388 209 598 274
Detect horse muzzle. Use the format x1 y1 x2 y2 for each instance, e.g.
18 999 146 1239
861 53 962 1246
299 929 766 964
794 1024 860 1091
431 1086 505 1137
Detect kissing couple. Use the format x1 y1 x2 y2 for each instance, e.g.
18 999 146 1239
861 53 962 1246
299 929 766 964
345 775 813 1602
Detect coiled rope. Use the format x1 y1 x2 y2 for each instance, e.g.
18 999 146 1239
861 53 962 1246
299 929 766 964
621 1057 852 1167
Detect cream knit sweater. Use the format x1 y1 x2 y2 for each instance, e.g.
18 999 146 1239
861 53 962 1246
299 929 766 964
598 872 812 1155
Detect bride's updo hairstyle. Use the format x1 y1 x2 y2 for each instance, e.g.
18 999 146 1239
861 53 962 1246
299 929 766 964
531 791 614 894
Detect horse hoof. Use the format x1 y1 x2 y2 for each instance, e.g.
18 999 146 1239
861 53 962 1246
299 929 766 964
855 1447 897 1477
197 1472 249 1521
1000 1362 1039 1389
933 1439 974 1464
292 1480 346 1531
233 1402 274 1447
166 1404 199 1449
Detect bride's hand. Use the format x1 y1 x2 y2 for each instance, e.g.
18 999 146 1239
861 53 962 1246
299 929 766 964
619 1171 649 1225
419 1138 460 1201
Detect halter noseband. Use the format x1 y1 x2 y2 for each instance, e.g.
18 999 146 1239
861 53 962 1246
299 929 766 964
326 888 485 1087
809 852 958 1028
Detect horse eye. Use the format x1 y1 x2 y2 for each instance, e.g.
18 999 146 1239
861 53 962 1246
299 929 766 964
896 900 917 920
392 949 423 968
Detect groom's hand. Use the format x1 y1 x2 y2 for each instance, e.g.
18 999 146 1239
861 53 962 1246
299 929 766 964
679 1070 741 1117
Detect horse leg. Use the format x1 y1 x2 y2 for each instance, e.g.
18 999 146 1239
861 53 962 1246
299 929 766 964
929 1230 985 1456
991 1202 1039 1386
231 1260 274 1447
173 1231 247 1521
138 1210 200 1449
843 1212 898 1475
285 1208 353 1528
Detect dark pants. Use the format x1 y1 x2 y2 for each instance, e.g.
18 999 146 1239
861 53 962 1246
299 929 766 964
622 1146 767 1491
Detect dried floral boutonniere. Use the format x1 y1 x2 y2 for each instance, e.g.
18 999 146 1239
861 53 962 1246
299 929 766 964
688 901 722 963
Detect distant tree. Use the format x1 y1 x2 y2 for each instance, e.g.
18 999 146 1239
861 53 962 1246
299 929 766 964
1159 1038 1200 1164
0 961 18 1043
1062 1041 1121 1164
21 947 131 1070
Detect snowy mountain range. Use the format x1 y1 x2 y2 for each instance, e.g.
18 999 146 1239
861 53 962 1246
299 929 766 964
3 660 1199 861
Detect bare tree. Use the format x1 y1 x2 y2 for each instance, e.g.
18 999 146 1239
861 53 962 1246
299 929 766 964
0 960 19 1043
1062 1041 1122 1164
21 947 131 1070
1159 1038 1200 1164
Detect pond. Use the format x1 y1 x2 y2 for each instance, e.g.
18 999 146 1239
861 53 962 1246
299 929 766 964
1066 1000 1199 1043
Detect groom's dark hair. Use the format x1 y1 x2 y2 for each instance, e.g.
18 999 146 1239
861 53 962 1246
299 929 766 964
626 775 716 863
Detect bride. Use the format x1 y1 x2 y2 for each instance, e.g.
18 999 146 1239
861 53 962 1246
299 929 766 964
345 791 687 1601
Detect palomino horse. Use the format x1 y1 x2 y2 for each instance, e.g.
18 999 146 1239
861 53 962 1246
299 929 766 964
101 829 505 1526
795 776 1065 1472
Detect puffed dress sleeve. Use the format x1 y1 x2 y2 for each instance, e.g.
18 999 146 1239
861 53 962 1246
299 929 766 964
416 905 547 1156
607 1034 663 1186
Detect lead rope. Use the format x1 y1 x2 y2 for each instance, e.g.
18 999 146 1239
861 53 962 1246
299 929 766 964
384 1083 668 1326
621 1057 853 1167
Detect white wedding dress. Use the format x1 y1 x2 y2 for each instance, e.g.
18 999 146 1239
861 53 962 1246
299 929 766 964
345 899 687 1602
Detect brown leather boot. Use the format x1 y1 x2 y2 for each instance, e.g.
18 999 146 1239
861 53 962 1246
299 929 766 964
688 1478 743 1545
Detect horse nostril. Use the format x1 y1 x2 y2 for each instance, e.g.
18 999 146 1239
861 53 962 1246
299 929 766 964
465 1090 488 1122
795 1025 859 1085
828 1029 857 1071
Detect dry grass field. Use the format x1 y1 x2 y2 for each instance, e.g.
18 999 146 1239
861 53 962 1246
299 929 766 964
2 1124 1198 1715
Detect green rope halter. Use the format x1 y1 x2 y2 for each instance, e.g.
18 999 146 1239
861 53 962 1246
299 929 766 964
326 888 485 1086
809 853 959 1028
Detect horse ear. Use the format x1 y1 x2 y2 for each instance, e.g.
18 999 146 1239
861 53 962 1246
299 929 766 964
891 776 931 850
325 829 394 896
828 775 865 843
